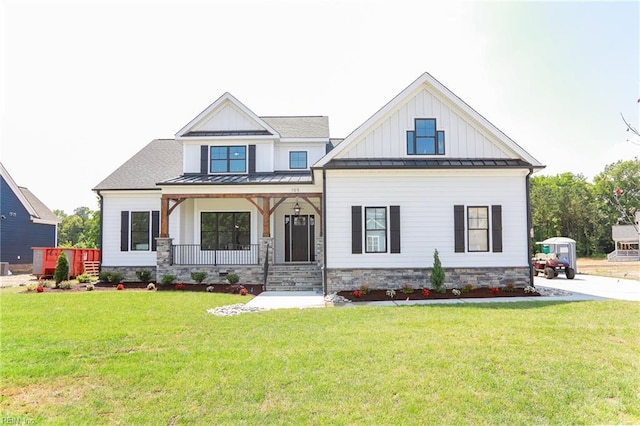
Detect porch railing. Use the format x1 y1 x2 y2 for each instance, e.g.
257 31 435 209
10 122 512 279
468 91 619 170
172 244 259 265
607 249 639 261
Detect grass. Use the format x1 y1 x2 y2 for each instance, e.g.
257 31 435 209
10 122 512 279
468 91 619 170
1 291 639 425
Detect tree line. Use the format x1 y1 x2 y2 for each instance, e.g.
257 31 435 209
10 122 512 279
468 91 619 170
54 159 639 258
531 158 639 257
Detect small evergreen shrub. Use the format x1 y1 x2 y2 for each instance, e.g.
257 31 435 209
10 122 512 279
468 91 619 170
59 282 72 290
76 273 92 283
136 270 152 282
191 271 208 284
430 249 446 294
54 252 69 286
226 273 240 285
161 274 177 285
99 271 124 283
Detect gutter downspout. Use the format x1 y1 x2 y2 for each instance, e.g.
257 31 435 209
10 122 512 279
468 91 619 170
322 168 328 296
96 190 104 271
526 168 534 286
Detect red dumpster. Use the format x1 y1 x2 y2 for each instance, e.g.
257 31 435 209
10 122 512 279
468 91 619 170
32 247 101 278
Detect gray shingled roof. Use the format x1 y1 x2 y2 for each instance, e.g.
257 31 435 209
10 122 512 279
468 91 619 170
19 186 60 223
261 116 329 138
93 139 183 191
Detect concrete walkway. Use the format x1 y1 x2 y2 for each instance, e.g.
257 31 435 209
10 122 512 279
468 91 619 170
245 290 326 309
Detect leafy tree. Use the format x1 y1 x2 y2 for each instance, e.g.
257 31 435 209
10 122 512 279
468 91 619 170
56 207 100 248
593 158 640 233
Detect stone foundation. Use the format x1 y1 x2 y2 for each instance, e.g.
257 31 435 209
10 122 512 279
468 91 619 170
326 266 531 294
156 265 264 285
98 266 158 282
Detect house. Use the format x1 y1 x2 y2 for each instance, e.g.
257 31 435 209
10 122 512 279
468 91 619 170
0 162 60 272
609 212 639 261
94 72 544 292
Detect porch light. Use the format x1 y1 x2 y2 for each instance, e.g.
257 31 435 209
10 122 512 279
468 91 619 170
293 201 302 216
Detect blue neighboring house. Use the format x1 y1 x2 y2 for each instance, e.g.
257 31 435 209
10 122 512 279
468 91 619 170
0 162 60 270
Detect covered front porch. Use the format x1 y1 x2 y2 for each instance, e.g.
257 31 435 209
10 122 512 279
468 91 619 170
155 191 324 289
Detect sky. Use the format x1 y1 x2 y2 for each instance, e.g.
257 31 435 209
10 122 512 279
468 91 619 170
1 0 638 214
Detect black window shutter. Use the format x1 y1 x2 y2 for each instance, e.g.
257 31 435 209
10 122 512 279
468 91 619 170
492 205 503 253
120 211 129 251
454 205 465 253
151 211 160 251
351 206 362 254
390 205 401 253
200 145 209 174
248 145 256 174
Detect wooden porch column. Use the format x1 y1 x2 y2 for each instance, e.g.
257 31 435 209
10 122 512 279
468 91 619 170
160 197 170 238
262 197 271 237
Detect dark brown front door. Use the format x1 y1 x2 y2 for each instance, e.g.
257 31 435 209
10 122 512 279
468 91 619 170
284 215 315 262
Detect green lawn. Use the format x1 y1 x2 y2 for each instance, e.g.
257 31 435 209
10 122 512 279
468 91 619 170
1 290 639 425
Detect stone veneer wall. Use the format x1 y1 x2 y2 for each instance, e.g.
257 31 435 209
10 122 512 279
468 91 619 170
98 266 157 282
326 267 531 294
152 237 267 285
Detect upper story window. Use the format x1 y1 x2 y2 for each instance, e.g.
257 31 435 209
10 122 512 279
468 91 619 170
211 146 246 173
289 151 308 169
407 118 445 155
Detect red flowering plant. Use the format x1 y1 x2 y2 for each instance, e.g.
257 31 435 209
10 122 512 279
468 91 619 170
175 283 186 291
36 285 44 293
239 287 248 296
353 289 362 298
504 282 516 292
489 287 500 295
421 288 430 297
116 284 124 290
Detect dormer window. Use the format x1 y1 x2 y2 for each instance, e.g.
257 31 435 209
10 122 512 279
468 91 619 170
211 146 246 173
407 118 445 155
289 151 308 169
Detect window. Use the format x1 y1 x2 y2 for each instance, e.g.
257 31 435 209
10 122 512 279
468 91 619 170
210 146 246 173
131 211 150 251
289 151 307 169
407 118 445 155
467 207 489 252
365 207 387 253
201 212 250 250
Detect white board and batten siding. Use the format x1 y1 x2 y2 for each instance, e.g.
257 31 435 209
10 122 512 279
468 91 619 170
274 143 327 171
325 169 529 269
194 103 263 132
342 88 515 160
101 192 179 267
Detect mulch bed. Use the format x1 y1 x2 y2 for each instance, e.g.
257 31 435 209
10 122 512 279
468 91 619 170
94 282 263 295
338 287 540 302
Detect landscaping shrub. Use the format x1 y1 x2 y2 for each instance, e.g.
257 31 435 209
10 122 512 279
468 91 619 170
191 271 207 284
226 273 239 285
136 270 152 282
54 252 69 286
99 271 124 284
430 249 446 293
76 273 92 283
161 274 177 285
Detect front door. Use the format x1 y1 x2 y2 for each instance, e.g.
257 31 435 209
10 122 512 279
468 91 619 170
284 215 315 262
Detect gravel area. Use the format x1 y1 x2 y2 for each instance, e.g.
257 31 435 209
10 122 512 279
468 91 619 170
207 304 270 316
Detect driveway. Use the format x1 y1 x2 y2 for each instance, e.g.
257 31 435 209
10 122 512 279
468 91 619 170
534 273 640 301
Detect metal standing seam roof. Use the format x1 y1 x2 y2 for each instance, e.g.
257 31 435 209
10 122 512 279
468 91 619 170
160 172 314 185
322 158 534 169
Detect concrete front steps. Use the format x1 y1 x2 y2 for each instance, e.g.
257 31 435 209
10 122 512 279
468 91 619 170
266 264 322 292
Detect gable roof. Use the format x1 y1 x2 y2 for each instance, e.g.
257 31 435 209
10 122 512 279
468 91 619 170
176 92 279 138
261 116 329 138
315 72 544 169
93 139 183 191
0 162 60 225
